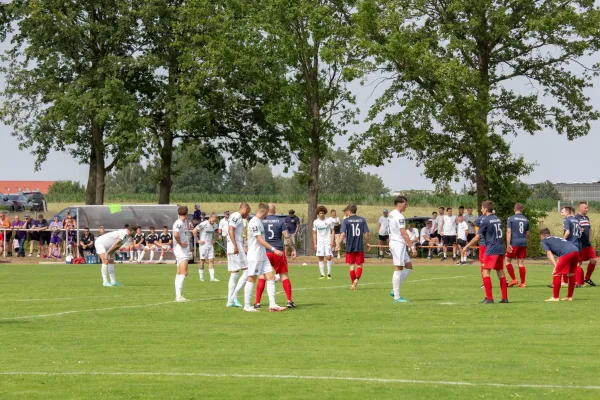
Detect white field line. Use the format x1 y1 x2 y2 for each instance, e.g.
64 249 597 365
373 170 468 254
0 371 598 390
0 275 467 321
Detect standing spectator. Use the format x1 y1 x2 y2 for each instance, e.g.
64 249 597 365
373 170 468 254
463 207 477 259
435 207 445 242
429 211 439 241
24 214 40 257
458 205 465 217
219 211 230 240
11 215 26 257
62 213 77 257
327 209 342 259
0 228 3 256
440 207 458 262
1 211 12 256
199 211 206 223
36 214 50 258
377 209 390 259
285 209 300 256
79 227 96 256
49 215 63 259
193 204 201 220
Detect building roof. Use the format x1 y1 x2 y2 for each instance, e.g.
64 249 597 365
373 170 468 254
0 181 56 194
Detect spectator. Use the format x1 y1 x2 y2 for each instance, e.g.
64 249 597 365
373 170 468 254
36 214 50 258
1 211 11 256
11 215 26 257
98 226 105 236
193 204 201 220
377 209 390 259
463 206 477 258
79 227 95 256
430 211 439 240
285 209 300 256
219 211 230 241
327 209 341 259
62 213 77 257
24 214 40 257
200 211 206 223
458 205 465 217
48 215 62 259
420 220 440 258
0 229 3 256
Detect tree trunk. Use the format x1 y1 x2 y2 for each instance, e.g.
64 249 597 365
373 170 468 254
85 146 97 205
92 119 106 205
474 156 489 214
306 147 320 256
158 132 174 204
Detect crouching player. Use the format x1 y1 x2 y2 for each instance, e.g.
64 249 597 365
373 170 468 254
94 226 136 287
193 213 219 282
541 228 579 301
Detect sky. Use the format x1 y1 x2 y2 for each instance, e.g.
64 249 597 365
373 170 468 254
1 27 600 191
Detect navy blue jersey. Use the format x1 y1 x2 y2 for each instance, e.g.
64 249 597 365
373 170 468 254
575 214 592 248
478 215 504 255
475 216 486 246
341 216 370 252
263 215 288 252
563 216 582 251
542 236 579 257
507 214 529 247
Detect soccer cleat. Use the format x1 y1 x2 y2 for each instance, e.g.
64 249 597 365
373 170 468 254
518 283 526 288
427 255 432 260
575 284 583 289
507 279 518 287
244 307 259 312
111 282 123 287
286 301 296 308
137 261 142 264
199 278 204 282
226 301 236 308
480 298 494 304
351 279 358 290
254 303 261 309
585 279 596 287
210 278 220 282
561 297 573 301
327 275 332 280
268 305 287 312
233 298 242 307
175 297 189 302
147 261 154 264
452 256 457 262
319 275 326 280
441 257 447 262
103 282 113 287
547 284 554 288
455 261 461 265
394 297 410 303
499 299 509 303
389 290 394 297
480 284 484 289
545 297 560 302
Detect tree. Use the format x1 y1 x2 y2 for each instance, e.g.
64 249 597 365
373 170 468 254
352 0 600 210
171 144 224 194
47 181 87 198
222 162 276 195
532 180 562 201
105 165 158 195
0 0 142 205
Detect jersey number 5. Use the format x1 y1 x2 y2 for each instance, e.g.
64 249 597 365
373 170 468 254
267 224 275 239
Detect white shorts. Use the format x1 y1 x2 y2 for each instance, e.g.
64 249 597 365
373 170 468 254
161 245 171 251
145 244 157 250
228 250 248 272
95 243 107 255
316 244 332 257
390 241 411 267
200 243 215 260
247 259 273 277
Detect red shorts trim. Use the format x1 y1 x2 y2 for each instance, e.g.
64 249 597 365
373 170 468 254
345 252 365 265
479 245 487 264
579 247 597 262
506 246 527 259
267 252 288 274
554 252 579 275
482 254 505 271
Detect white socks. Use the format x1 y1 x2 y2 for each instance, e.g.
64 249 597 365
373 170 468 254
137 251 144 262
228 272 239 301
399 268 412 285
175 274 186 298
319 261 325 276
327 260 332 275
209 268 215 280
149 250 154 262
108 264 116 284
392 270 402 299
130 251 134 261
461 253 467 262
267 279 276 307
199 269 204 280
244 280 255 308
232 270 248 300
101 264 108 284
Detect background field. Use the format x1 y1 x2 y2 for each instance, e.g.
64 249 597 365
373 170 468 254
0 263 599 399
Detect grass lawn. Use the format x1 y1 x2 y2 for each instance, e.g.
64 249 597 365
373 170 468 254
1 261 600 399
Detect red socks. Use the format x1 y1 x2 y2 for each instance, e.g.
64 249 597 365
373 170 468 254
506 264 516 280
500 277 508 301
519 266 526 284
586 263 596 281
576 266 584 286
563 275 568 284
552 275 561 298
255 278 266 304
567 275 576 298
356 267 363 280
282 278 292 302
483 276 493 300
350 270 357 282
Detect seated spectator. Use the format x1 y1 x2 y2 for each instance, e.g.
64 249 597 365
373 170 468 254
11 215 26 257
79 227 95 256
24 214 40 257
130 226 145 263
36 214 50 258
157 226 172 264
49 215 62 259
420 220 440 259
98 226 105 236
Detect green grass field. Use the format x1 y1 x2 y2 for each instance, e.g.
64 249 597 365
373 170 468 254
1 262 600 399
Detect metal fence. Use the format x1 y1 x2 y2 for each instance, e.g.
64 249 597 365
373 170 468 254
555 183 600 202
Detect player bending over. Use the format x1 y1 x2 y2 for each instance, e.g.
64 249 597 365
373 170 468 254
388 196 417 303
243 203 287 313
463 201 509 304
173 206 191 302
336 204 370 290
226 203 251 308
575 202 597 287
505 203 529 287
541 228 579 302
157 226 172 264
193 213 219 282
313 205 335 279
94 226 136 287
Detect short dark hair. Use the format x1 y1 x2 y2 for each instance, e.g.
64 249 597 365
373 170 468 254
163 226 168 230
150 226 155 230
482 201 494 212
394 196 408 206
331 209 336 213
289 209 295 214
579 201 588 206
432 211 437 216
514 203 524 212
540 228 551 236
446 207 452 211
84 227 89 230
349 204 357 214
439 207 444 211
316 205 328 214
561 206 572 213
178 206 188 216
459 205 464 209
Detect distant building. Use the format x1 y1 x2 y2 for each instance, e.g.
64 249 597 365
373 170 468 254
392 189 435 196
0 181 56 194
553 182 600 202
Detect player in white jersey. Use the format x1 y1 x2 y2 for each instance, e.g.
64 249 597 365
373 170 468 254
313 205 335 279
193 213 220 282
388 196 417 303
440 207 458 261
243 202 286 312
326 209 341 258
173 206 191 302
225 203 251 308
94 226 136 287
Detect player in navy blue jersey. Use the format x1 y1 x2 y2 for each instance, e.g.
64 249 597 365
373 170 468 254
463 201 508 304
560 206 583 287
475 214 486 286
336 204 370 290
540 228 579 301
254 203 297 309
575 202 597 287
505 203 529 288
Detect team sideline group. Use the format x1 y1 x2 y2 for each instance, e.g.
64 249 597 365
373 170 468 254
91 198 597 310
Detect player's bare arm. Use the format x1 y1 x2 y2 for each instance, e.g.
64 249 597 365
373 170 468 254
313 230 318 251
546 250 557 268
462 234 480 253
336 232 346 251
256 234 283 256
364 232 371 250
506 227 513 253
107 240 123 256
174 231 188 249
228 225 238 254
400 227 417 257
282 230 297 259
330 228 335 250
563 229 570 240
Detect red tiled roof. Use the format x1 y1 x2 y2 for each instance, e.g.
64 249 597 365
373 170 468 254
0 181 56 194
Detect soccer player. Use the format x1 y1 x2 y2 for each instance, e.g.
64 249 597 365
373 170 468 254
94 225 136 287
255 203 297 309
440 207 458 261
313 205 335 279
226 203 251 308
575 201 597 286
377 209 390 259
456 214 469 265
506 203 529 287
541 228 579 301
561 206 582 288
336 204 370 290
141 226 159 263
193 213 219 282
172 206 191 302
327 209 342 258
388 196 417 302
133 226 146 263
463 201 509 304
243 202 287 313
157 226 172 264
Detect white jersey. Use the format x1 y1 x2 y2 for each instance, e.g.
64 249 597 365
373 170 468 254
407 228 418 242
173 218 190 257
327 217 341 232
378 215 390 235
388 209 406 244
226 212 245 253
96 229 129 249
197 221 218 242
420 227 430 244
435 215 444 233
247 216 267 261
218 217 229 238
313 218 333 246
442 215 457 235
457 221 469 241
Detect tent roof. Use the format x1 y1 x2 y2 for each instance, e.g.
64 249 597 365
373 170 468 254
60 205 180 230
